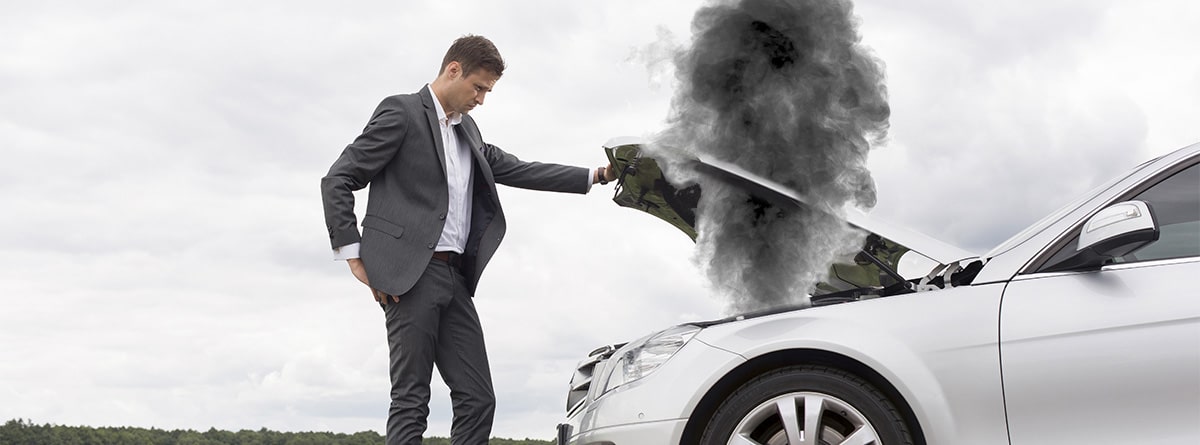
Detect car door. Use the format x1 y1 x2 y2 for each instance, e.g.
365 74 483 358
999 161 1200 444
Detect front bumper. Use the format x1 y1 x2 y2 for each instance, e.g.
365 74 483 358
558 337 744 445
557 419 687 445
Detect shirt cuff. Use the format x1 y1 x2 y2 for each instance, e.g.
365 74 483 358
333 242 361 261
585 168 594 193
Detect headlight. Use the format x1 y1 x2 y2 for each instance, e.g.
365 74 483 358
602 324 701 395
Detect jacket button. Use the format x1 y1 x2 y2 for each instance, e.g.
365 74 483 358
438 214 446 220
427 243 435 249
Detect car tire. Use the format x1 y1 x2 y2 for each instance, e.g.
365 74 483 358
700 365 914 445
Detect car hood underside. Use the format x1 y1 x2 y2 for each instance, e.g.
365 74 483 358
602 138 981 303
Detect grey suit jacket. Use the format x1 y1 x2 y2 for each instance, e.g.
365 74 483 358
321 86 589 296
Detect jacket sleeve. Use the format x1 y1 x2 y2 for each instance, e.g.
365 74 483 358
320 97 409 249
481 143 590 194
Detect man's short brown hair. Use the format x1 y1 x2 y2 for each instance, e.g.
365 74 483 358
440 35 505 78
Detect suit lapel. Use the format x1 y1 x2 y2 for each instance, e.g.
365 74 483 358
456 116 496 189
419 86 448 177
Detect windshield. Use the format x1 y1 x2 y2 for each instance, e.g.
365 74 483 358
818 234 938 294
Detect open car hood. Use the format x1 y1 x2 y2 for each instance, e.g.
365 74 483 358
604 137 980 299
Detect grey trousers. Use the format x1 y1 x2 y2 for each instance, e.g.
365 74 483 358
383 259 495 445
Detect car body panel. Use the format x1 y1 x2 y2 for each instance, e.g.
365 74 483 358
694 284 1010 444
1001 257 1200 444
604 139 701 241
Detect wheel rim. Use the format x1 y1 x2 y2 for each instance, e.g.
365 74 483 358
727 391 881 445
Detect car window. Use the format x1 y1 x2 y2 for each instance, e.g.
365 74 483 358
1117 163 1200 262
1038 162 1200 270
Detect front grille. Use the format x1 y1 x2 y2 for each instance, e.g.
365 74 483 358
566 343 623 413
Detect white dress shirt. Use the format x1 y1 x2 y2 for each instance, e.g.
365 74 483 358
431 86 473 254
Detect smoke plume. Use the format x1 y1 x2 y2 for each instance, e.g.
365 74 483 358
647 0 890 313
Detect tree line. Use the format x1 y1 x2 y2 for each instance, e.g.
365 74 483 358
0 419 554 445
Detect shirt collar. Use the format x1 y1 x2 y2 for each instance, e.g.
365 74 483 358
428 84 463 126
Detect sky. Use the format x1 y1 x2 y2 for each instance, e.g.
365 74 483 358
1 0 1197 440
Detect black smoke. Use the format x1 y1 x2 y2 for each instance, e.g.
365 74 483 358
647 0 890 313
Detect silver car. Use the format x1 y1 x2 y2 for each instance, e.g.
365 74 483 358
557 141 1200 444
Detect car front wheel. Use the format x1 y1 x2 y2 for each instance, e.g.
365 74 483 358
701 365 914 445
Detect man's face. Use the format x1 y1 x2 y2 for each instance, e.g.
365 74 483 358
445 64 499 115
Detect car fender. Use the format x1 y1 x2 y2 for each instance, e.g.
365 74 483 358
693 285 1009 444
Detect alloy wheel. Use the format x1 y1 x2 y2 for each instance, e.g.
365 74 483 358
727 391 880 445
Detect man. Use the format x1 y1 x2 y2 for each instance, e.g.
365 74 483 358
320 35 617 444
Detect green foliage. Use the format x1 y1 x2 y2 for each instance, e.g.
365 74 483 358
0 419 553 445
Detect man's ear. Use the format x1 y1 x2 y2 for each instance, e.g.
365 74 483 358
445 61 461 80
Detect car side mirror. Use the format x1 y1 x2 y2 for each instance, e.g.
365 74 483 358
1042 200 1160 272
